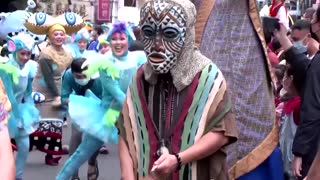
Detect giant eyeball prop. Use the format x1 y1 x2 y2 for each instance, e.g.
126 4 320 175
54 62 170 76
35 12 46 25
55 12 85 35
56 12 84 27
24 12 85 35
64 12 76 26
24 13 54 35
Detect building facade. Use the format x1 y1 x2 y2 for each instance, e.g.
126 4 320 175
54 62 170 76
36 0 95 21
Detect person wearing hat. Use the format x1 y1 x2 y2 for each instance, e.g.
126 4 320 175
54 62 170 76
97 35 110 55
24 11 85 166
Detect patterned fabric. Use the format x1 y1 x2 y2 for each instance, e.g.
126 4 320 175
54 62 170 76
29 119 63 155
193 0 277 178
117 64 238 180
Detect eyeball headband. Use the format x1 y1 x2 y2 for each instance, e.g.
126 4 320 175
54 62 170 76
24 11 86 35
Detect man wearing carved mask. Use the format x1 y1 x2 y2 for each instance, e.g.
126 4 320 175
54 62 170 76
116 0 238 179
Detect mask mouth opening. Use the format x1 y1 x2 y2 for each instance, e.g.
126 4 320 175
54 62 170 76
148 52 167 63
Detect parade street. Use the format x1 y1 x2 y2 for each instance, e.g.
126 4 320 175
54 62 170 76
24 124 121 180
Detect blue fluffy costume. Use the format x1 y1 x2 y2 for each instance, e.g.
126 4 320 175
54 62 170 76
64 29 94 59
56 22 146 180
0 31 40 179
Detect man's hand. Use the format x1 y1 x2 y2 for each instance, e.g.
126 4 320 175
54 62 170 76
151 153 178 178
292 156 303 178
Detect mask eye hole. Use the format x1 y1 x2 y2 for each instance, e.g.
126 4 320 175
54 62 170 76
141 25 155 38
163 27 179 39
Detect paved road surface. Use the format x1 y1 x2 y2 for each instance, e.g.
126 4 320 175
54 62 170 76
23 123 121 180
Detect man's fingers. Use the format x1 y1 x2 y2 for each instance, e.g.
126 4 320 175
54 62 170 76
293 166 301 177
154 154 167 165
297 169 302 177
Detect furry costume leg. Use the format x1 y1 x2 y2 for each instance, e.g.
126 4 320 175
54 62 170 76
15 136 30 179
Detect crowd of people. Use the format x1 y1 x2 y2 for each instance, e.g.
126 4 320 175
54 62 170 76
264 1 320 180
1 0 320 180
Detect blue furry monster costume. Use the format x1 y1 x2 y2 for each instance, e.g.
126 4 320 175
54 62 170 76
0 31 40 180
56 22 146 180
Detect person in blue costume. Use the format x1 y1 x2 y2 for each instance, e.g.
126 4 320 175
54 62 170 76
64 29 92 59
61 58 103 180
56 21 147 180
87 25 104 52
0 31 40 180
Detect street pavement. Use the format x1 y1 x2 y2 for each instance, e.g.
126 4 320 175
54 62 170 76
23 123 121 180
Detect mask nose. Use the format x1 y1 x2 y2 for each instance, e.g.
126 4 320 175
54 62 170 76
151 35 165 53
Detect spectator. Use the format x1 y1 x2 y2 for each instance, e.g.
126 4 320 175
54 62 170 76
128 26 145 51
274 6 320 180
270 0 289 30
290 20 319 59
302 8 316 22
88 25 104 52
279 64 301 180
